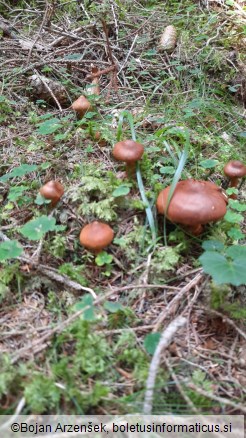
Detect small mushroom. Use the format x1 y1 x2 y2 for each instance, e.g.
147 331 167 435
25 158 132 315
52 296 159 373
156 179 228 235
71 95 91 119
224 160 246 198
94 131 106 147
39 180 64 207
79 221 114 254
112 140 144 178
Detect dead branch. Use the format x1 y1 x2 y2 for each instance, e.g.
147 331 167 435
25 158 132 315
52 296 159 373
143 315 187 414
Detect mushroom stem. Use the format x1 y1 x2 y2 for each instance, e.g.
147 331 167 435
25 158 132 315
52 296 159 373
126 162 136 178
224 160 246 199
186 224 203 236
228 177 239 188
227 177 239 199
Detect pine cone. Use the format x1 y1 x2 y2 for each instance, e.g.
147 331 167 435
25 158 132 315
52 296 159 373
159 25 177 53
29 74 69 107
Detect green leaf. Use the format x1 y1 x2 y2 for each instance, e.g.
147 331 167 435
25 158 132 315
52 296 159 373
227 228 244 240
63 53 83 60
176 65 186 71
199 251 246 286
238 131 246 138
38 112 55 120
144 333 161 355
202 240 225 252
104 301 124 313
0 240 23 261
37 118 62 135
40 162 51 170
228 199 246 212
226 245 246 259
224 210 244 223
0 164 38 182
199 159 219 169
112 185 131 197
95 251 113 266
226 187 238 196
35 193 51 205
159 166 175 175
19 216 57 240
228 85 240 93
7 185 28 202
73 294 96 321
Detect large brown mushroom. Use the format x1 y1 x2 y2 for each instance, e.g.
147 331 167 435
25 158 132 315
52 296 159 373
224 160 246 198
79 221 114 254
71 95 91 119
156 179 228 235
39 180 64 207
112 140 144 178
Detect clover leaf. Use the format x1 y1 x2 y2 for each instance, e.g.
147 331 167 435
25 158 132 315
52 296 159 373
19 215 57 240
0 240 23 261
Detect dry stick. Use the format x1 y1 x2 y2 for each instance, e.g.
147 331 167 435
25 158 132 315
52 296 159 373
228 334 238 379
0 397 26 431
26 1 51 65
10 286 129 364
163 355 199 414
138 253 152 312
101 19 115 66
86 65 116 79
0 231 97 298
117 33 139 75
0 324 155 340
153 272 203 332
187 383 246 414
101 19 118 99
39 267 97 298
143 315 187 415
196 305 246 341
110 0 119 45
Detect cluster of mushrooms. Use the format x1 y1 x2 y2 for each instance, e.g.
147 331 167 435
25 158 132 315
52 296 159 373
39 140 246 255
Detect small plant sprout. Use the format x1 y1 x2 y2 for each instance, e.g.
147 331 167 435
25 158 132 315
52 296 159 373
157 179 228 235
224 160 246 198
71 95 91 119
112 140 144 178
79 221 114 255
39 180 64 207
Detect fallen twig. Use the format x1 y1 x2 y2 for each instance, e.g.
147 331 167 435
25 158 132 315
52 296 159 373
153 272 203 332
187 382 246 414
143 315 187 414
163 355 199 414
196 305 246 341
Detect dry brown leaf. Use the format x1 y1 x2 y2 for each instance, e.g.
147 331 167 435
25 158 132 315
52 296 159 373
203 338 217 350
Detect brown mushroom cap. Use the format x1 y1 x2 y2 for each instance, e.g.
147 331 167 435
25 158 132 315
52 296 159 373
39 180 64 206
79 221 114 253
224 160 246 179
71 95 91 118
112 140 144 163
156 179 228 227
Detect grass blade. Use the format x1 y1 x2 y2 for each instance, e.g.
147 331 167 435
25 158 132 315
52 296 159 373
117 111 157 242
162 129 190 245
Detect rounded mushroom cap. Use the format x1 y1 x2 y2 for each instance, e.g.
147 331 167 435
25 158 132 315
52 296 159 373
39 180 64 206
224 160 246 178
79 221 114 252
71 95 91 116
156 179 227 226
112 140 144 163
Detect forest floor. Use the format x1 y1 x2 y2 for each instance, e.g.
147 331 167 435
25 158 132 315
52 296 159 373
0 0 245 416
